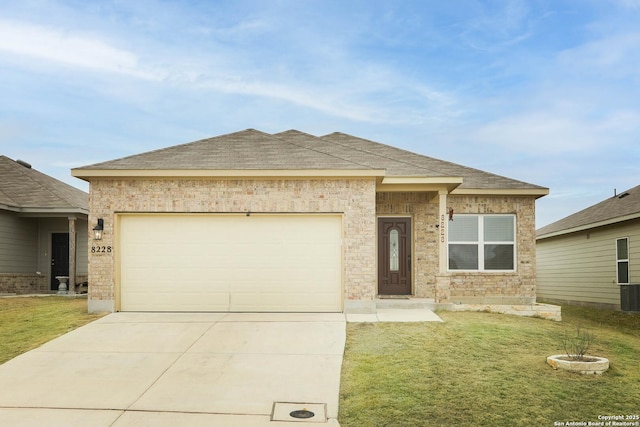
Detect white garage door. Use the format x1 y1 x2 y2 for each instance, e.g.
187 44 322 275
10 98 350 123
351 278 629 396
119 214 342 312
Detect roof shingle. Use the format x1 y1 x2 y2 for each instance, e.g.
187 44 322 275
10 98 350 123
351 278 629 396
537 185 640 238
0 156 88 212
73 129 546 192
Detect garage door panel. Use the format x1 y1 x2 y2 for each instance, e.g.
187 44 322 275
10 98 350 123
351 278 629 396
230 292 341 312
124 291 230 312
119 214 342 312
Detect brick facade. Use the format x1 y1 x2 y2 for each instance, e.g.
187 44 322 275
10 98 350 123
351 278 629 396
0 274 88 295
87 178 377 312
376 193 538 304
0 273 48 294
87 177 538 312
376 192 439 298
443 195 537 304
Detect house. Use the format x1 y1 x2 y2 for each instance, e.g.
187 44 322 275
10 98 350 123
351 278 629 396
0 156 89 294
71 129 548 314
536 185 640 310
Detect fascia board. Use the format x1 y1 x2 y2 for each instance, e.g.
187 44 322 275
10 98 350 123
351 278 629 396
71 169 386 180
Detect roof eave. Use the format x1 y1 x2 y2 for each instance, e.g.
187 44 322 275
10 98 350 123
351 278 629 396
377 176 463 193
537 212 640 240
1 205 89 217
451 188 549 198
71 168 386 180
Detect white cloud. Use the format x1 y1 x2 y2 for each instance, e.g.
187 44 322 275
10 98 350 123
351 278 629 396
472 109 640 154
556 32 640 78
457 0 533 51
0 19 165 80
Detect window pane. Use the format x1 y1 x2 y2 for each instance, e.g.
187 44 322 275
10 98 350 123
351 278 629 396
484 244 514 270
449 216 478 242
484 216 514 242
449 244 478 270
617 238 628 260
618 261 629 284
390 229 399 271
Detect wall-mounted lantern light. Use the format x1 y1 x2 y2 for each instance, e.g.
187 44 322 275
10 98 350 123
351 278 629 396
93 218 104 240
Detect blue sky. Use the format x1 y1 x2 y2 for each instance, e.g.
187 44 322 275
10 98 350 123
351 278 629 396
1 0 639 227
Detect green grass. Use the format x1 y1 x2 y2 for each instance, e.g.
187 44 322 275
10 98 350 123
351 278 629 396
339 306 640 427
0 296 105 364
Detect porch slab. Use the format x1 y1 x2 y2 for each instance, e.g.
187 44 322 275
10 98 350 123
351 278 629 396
345 309 443 323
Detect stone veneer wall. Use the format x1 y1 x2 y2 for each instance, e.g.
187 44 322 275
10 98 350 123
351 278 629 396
375 193 538 304
0 273 48 294
376 192 439 298
87 178 377 312
446 195 538 304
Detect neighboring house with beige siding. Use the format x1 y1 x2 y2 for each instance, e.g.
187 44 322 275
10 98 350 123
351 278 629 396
0 156 89 294
72 129 548 314
536 185 640 310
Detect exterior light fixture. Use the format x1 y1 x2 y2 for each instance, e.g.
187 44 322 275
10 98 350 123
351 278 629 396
93 218 104 240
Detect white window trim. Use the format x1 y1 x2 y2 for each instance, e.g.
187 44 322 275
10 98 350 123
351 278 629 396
447 214 517 272
616 237 630 285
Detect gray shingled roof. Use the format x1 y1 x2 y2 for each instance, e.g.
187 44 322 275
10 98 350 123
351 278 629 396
319 132 543 190
537 185 640 238
0 156 88 213
74 129 546 192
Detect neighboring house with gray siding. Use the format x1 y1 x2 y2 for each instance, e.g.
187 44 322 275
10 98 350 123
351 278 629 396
0 156 89 294
536 185 640 310
72 129 548 314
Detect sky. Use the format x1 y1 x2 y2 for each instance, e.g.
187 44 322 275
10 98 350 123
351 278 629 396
1 0 639 228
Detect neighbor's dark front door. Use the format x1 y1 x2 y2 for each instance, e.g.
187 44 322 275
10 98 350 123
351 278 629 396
378 218 411 295
51 233 69 290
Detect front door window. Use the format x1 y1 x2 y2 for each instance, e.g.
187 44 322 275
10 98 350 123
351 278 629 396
389 229 399 271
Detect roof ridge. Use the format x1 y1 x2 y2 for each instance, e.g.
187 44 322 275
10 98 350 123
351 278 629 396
274 130 377 170
320 132 438 175
31 168 88 208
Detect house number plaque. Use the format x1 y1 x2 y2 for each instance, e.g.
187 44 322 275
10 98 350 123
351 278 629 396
440 214 446 243
91 246 113 254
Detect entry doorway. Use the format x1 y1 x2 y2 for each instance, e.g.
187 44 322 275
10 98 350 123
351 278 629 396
377 218 412 295
50 233 69 291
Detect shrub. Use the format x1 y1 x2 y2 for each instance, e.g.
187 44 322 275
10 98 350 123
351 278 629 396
561 325 595 361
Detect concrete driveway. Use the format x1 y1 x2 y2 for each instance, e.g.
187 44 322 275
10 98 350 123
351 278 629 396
0 312 345 426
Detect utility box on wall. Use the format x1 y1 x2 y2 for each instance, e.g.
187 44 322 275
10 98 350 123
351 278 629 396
620 284 640 312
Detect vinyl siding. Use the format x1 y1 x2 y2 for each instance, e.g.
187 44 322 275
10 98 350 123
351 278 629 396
35 218 89 276
76 219 88 275
0 211 38 273
537 218 640 307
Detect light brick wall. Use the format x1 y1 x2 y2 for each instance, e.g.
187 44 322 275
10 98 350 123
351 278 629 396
375 193 538 304
447 195 538 304
87 178 377 311
376 192 439 298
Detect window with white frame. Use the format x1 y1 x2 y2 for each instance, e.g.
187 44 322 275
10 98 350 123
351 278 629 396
448 214 516 271
616 237 629 284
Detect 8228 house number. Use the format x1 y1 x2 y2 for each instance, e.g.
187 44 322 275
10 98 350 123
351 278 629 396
91 246 112 254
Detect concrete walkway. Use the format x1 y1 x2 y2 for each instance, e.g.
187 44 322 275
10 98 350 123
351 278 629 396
0 313 346 426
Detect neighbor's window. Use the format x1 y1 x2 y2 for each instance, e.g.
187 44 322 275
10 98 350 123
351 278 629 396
448 215 516 271
616 237 629 284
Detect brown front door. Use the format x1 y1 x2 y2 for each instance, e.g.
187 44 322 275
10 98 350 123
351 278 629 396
378 218 411 295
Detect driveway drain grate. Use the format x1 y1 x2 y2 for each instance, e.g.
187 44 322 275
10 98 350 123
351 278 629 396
272 402 327 423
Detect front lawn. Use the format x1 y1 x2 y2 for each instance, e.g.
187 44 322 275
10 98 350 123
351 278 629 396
339 305 640 426
0 296 105 364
